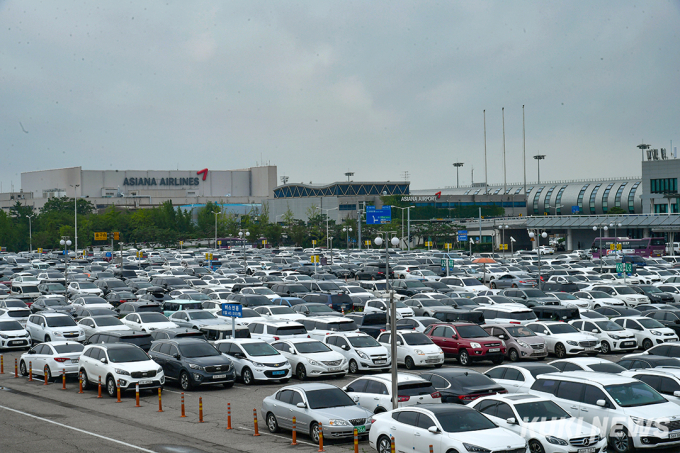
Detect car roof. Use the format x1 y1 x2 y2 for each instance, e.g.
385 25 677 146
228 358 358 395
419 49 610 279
550 357 615 365
87 342 141 350
156 337 208 345
357 372 428 384
215 338 266 344
38 312 72 317
538 370 636 385
475 393 545 404
493 362 560 371
280 383 341 392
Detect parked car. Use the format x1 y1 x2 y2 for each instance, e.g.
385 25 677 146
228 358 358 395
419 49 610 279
569 318 638 354
343 372 441 413
485 363 560 394
19 341 84 380
612 316 679 350
376 331 444 369
548 357 627 374
526 321 600 358
26 313 84 343
420 368 507 404
271 338 347 380
482 324 547 362
0 319 31 349
323 332 391 373
214 338 290 384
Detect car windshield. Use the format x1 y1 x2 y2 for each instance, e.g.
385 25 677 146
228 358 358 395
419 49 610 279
306 388 355 409
605 382 667 407
547 324 578 334
506 326 536 338
455 325 489 338
179 342 220 358
83 298 107 305
553 293 578 300
435 409 497 433
420 300 443 307
45 298 68 306
401 332 432 345
188 311 216 320
638 318 665 329
515 400 570 422
348 336 381 348
242 342 279 357
45 316 77 327
462 279 481 286
326 321 357 332
253 288 275 295
0 320 23 330
78 283 98 289
107 347 150 363
614 287 637 295
95 317 123 327
528 366 560 378
523 290 547 298
54 343 84 353
589 363 626 373
594 321 624 332
404 281 427 288
451 372 496 387
270 307 295 315
589 292 611 299
639 286 662 294
139 313 170 323
308 305 334 313
489 296 515 304
295 341 330 354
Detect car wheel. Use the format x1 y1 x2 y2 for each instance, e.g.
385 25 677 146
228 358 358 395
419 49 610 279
555 343 567 359
44 335 51 342
601 341 611 354
106 376 117 397
458 350 470 366
609 426 633 453
310 422 320 443
377 435 392 453
266 412 279 433
491 282 497 289
222 382 234 388
491 356 504 365
19 360 28 377
594 304 602 309
509 349 519 362
434 363 443 368
511 284 518 288
44 365 53 382
296 364 307 381
349 360 359 374
404 356 416 370
528 439 545 453
180 371 193 390
80 369 90 390
242 368 254 385
642 339 653 350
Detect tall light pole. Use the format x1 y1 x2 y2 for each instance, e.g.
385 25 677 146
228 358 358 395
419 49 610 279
528 230 548 285
374 234 400 410
60 238 72 282
70 184 80 256
593 224 609 272
533 155 546 184
500 225 509 257
213 210 222 249
322 207 339 250
238 230 250 264
453 162 464 188
28 213 35 252
343 227 353 256
610 222 622 239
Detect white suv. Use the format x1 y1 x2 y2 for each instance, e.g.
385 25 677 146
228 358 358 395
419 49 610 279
214 338 291 384
79 343 164 397
301 316 360 340
247 320 309 343
343 373 442 413
26 313 85 343
323 332 391 373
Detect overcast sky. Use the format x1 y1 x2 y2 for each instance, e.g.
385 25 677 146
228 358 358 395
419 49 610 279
1 1 678 192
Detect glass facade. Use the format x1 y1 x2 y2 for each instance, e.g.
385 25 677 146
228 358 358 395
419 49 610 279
614 182 627 208
650 178 678 194
601 183 614 213
577 184 589 212
555 185 568 215
533 187 545 215
589 184 602 214
628 182 640 213
543 186 556 213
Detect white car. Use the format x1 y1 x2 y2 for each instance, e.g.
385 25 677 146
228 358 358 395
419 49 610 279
26 313 85 343
0 319 31 349
0 307 31 327
19 341 84 380
77 316 131 337
369 404 526 453
70 296 114 311
252 305 307 322
121 312 178 332
569 319 638 354
548 357 628 374
240 286 279 300
572 290 626 309
547 292 591 309
440 277 488 293
67 281 103 297
271 338 347 379
214 338 291 384
485 363 561 394
247 320 309 343
612 316 680 350
470 393 606 453
79 343 164 397
394 316 441 333
621 367 680 405
590 285 649 307
376 330 444 369
345 373 442 413
363 299 415 318
323 332 391 373
301 316 360 340
407 269 441 281
526 321 601 358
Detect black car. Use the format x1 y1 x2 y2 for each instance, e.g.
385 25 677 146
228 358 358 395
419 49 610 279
354 263 394 280
115 301 163 317
632 285 676 304
617 355 680 370
645 310 680 335
291 303 339 317
423 281 455 293
271 283 311 297
344 312 393 338
390 279 431 297
30 295 75 316
149 327 206 341
148 338 235 390
640 343 680 359
84 330 153 351
105 290 139 308
37 282 67 295
594 306 642 319
539 282 581 293
300 293 354 312
95 278 129 296
137 287 173 303
431 309 485 325
73 307 118 320
225 294 271 308
150 277 191 291
126 279 154 292
531 306 580 322
419 368 507 404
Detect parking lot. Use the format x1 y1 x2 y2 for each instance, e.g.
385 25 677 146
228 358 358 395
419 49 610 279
1 347 676 453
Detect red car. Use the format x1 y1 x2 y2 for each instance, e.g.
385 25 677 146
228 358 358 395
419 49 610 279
424 322 505 366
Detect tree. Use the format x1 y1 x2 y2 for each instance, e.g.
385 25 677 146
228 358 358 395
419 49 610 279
607 207 626 214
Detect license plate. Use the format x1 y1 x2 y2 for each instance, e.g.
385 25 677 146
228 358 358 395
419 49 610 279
71 359 79 363
489 348 500 352
578 448 596 453
356 425 367 434
272 370 285 375
9 340 24 345
139 380 152 385
670 432 680 439
375 360 386 364
329 367 341 372
213 374 227 379
585 347 595 351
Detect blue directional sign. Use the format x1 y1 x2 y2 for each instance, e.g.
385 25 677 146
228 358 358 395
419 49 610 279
457 230 468 241
105 252 112 258
366 206 392 225
221 303 243 318
571 206 580 214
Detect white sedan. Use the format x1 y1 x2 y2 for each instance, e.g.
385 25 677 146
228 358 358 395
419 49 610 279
271 338 348 380
252 305 307 322
19 341 84 380
526 321 601 358
121 312 178 332
77 316 131 337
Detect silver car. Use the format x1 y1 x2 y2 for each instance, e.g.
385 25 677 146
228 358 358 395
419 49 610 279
168 309 227 329
261 383 373 443
489 273 537 289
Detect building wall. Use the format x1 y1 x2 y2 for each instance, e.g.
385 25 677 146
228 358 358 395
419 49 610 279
641 159 680 214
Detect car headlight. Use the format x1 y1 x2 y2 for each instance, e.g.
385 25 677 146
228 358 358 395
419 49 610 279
517 340 530 348
157 368 163 374
650 330 662 336
188 363 205 371
54 332 64 337
470 342 482 349
414 349 425 355
250 361 266 367
328 419 350 426
463 444 491 453
307 359 321 366
631 417 661 429
0 334 7 339
608 334 621 340
114 368 131 376
566 340 578 346
356 350 368 360
546 436 568 445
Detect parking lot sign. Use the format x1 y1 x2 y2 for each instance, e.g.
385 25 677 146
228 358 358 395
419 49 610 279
457 230 468 242
94 232 108 241
221 303 243 318
366 206 392 224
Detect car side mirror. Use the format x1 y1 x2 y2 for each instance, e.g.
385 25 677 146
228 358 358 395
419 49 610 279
100 357 107 364
451 334 458 339
674 391 680 398
592 329 600 333
506 417 518 425
173 353 180 359
596 399 607 408
497 334 505 340
296 402 307 409
675 319 680 324
28 349 36 354
427 426 440 434
341 345 349 350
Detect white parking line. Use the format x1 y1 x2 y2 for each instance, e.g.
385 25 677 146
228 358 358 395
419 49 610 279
0 404 157 452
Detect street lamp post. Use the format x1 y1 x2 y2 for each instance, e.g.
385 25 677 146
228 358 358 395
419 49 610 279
238 230 250 264
343 227 353 259
501 225 509 257
322 207 339 250
70 184 80 256
593 225 609 272
60 238 72 282
374 234 400 410
453 162 464 188
28 214 35 252
533 155 546 184
528 230 548 286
